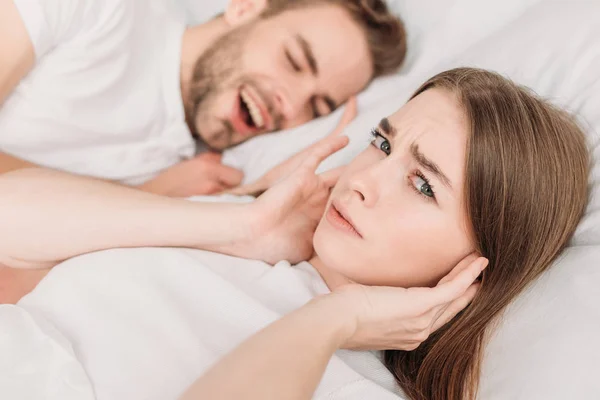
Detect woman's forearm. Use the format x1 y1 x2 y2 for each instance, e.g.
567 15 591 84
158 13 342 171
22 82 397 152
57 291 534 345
180 295 353 400
0 168 251 268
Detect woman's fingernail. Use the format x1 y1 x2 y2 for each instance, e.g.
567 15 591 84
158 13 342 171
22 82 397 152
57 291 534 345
480 258 489 271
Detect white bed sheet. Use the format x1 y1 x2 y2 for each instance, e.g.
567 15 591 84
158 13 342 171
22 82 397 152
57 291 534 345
14 245 402 400
0 305 94 400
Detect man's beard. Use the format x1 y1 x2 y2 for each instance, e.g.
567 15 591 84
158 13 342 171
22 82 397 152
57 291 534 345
185 27 243 149
185 25 282 150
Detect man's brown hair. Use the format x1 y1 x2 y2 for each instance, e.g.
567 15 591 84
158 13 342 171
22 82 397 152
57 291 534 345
263 0 407 78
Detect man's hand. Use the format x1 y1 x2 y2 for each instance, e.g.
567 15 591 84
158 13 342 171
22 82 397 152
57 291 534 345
138 153 244 197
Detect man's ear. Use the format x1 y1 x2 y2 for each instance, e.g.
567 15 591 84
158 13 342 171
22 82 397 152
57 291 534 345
224 0 268 27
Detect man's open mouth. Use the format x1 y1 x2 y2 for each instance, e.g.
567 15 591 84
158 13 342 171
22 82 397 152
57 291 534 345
239 88 265 129
231 85 272 136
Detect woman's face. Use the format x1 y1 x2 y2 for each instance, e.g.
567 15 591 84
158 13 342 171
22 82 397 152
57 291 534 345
313 88 475 287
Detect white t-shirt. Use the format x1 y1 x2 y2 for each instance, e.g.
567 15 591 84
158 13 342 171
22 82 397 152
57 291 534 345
0 0 195 185
10 247 404 400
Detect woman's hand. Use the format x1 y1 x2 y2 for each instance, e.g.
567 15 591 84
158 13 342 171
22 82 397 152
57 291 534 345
214 134 349 265
329 254 488 351
226 97 357 197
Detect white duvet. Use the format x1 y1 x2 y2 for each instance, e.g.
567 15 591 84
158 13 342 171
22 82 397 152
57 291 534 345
8 246 400 400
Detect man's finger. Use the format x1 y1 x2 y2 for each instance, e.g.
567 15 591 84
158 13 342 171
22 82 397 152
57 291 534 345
320 166 346 188
329 97 358 137
215 164 244 187
200 152 223 163
222 183 255 196
431 282 480 332
303 135 349 172
197 180 227 195
427 257 488 307
223 181 267 197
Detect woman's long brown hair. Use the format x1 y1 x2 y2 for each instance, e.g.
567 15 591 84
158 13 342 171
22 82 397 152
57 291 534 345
384 68 590 400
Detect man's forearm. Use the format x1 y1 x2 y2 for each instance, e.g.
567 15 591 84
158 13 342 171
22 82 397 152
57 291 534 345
180 295 353 400
0 151 36 174
0 151 186 197
0 168 251 269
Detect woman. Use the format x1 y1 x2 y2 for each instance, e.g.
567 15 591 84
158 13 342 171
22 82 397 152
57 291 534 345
0 68 590 400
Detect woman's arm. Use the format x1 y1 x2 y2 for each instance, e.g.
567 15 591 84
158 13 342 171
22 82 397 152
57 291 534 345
0 135 348 269
0 168 251 269
180 296 350 400
180 256 487 400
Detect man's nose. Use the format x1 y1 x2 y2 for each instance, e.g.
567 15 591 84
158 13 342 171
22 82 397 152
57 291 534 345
275 80 315 125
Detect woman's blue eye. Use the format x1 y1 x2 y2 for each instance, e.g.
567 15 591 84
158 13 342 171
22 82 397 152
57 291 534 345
413 175 435 198
370 131 391 155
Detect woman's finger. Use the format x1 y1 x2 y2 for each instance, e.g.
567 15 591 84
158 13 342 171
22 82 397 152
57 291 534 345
430 282 480 333
426 257 488 308
437 253 481 286
302 135 349 172
319 166 346 188
329 97 358 137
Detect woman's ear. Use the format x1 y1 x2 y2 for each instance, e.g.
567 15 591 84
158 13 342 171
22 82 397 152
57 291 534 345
224 0 268 27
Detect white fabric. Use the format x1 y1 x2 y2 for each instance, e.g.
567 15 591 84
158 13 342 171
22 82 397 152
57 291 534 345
0 305 95 400
2 0 195 185
14 247 402 400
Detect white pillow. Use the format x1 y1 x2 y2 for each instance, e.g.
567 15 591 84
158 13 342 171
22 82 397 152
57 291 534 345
430 2 600 398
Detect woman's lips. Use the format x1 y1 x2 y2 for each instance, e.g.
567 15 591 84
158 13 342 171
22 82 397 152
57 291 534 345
325 202 363 238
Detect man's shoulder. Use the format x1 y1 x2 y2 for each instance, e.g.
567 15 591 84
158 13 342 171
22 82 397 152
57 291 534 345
40 0 182 53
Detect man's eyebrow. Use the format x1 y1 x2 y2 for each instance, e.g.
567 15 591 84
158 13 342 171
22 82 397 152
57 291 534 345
410 143 453 190
379 118 397 138
296 34 318 76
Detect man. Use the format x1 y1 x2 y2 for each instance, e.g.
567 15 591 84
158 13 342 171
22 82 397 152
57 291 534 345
0 0 406 197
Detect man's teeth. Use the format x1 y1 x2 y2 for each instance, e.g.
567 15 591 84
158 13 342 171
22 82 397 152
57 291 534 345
241 89 265 129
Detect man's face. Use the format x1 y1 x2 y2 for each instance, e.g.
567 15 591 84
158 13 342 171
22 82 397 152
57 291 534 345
188 4 373 150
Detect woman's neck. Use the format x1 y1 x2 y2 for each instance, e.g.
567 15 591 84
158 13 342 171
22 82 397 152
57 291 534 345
308 255 354 291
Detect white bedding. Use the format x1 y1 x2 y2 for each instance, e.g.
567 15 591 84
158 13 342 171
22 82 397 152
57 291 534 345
0 305 95 400
12 245 401 400
2 0 600 399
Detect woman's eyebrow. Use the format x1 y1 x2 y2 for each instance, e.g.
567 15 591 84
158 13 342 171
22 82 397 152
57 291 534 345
378 117 453 190
410 143 453 190
379 118 397 138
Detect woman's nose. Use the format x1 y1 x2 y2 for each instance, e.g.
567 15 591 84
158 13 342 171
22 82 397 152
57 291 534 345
347 167 380 208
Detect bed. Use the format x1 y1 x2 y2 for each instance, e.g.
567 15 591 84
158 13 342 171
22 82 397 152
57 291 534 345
1 0 599 398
